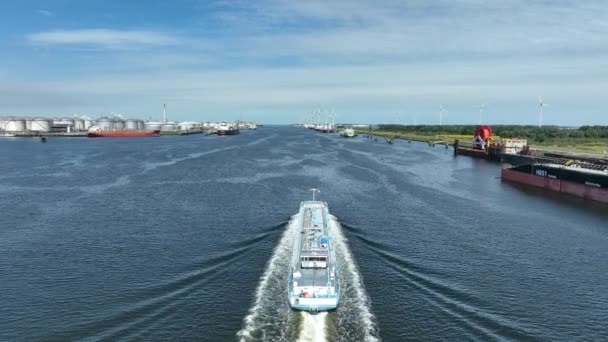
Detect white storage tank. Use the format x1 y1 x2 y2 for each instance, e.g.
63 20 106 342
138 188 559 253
72 118 85 131
145 121 163 131
30 118 52 132
125 119 139 130
178 121 199 131
0 117 6 130
137 120 145 130
96 117 114 131
83 118 95 130
113 119 125 130
5 117 27 131
24 117 34 130
161 122 177 131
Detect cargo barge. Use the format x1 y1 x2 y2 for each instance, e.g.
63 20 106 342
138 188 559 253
501 163 608 203
501 151 608 168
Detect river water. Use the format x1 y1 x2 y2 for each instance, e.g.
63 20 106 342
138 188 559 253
1 127 606 341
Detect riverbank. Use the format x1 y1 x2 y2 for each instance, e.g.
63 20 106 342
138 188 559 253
358 129 608 158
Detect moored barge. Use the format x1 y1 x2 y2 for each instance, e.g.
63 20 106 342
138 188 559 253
502 163 608 203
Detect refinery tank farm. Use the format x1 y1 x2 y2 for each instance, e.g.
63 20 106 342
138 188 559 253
0 114 257 138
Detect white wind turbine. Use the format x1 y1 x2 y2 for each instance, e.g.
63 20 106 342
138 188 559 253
476 104 486 124
539 96 547 127
439 105 447 126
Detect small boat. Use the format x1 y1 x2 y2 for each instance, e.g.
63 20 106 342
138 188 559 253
288 189 340 312
0 132 16 137
340 128 356 138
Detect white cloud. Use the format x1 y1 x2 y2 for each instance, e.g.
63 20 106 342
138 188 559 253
26 29 181 48
13 56 608 103
223 0 608 62
36 9 54 17
11 1 608 124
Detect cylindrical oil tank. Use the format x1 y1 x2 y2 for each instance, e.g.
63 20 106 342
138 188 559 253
125 119 139 130
161 123 177 131
137 120 145 130
72 118 85 131
83 118 95 130
0 117 6 130
5 117 27 131
145 121 163 131
24 117 34 130
30 118 52 132
113 119 125 130
96 117 114 131
178 121 199 131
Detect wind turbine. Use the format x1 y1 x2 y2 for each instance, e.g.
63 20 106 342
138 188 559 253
538 96 547 127
439 105 447 126
476 104 486 125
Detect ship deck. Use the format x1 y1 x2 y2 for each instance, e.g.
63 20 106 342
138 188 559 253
541 163 608 176
297 268 329 287
296 202 331 285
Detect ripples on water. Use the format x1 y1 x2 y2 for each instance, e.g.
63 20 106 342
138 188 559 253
1 128 607 341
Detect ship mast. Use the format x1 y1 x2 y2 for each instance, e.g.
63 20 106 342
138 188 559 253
309 188 320 201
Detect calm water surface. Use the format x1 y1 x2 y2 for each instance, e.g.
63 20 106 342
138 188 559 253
1 127 607 341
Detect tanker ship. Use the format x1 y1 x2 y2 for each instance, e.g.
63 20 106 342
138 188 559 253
87 126 160 138
288 189 340 312
502 162 608 203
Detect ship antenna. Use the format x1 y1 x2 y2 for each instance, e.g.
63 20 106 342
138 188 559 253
309 188 320 201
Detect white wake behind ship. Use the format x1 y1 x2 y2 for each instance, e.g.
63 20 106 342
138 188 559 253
288 189 340 312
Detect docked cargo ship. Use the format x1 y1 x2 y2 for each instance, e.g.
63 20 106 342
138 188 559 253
87 126 160 138
502 163 608 203
216 122 239 135
453 125 528 161
288 189 340 312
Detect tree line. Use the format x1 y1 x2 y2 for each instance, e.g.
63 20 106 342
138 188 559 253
374 125 608 143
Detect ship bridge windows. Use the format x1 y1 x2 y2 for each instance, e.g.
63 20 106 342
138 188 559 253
301 256 328 269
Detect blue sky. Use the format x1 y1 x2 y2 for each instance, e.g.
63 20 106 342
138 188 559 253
1 0 607 125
